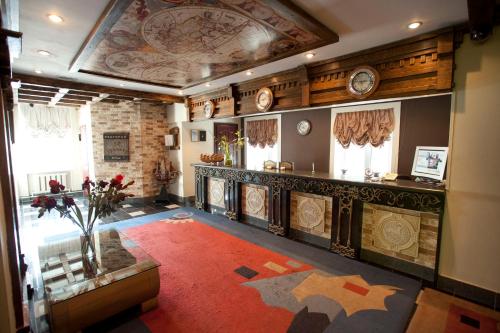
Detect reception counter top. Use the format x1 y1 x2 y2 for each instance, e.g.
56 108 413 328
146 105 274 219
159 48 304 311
192 163 445 194
192 163 445 282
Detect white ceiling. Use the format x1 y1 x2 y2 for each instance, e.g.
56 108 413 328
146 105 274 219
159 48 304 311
12 0 468 97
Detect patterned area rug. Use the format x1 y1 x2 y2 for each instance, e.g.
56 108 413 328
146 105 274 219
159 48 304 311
407 288 500 333
118 218 420 333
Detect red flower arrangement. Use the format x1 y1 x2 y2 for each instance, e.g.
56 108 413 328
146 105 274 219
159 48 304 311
32 174 134 237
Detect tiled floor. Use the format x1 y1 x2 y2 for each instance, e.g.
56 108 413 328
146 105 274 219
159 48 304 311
18 193 184 333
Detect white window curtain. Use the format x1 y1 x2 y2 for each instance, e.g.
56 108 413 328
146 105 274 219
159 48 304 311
19 103 73 138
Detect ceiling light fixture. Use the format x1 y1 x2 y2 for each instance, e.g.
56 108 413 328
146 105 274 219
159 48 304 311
245 70 253 76
48 14 63 23
408 21 422 29
35 69 43 74
119 83 125 87
178 90 184 95
37 50 51 56
305 52 315 59
205 82 211 87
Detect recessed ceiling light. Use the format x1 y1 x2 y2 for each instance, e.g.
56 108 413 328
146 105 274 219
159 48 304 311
408 21 422 29
245 70 253 76
305 52 315 59
205 82 211 87
119 83 125 87
34 69 43 74
37 50 51 56
178 90 184 95
48 14 63 23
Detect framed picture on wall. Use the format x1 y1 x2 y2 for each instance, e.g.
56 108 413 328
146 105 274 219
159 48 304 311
103 132 129 161
191 130 199 142
411 146 448 180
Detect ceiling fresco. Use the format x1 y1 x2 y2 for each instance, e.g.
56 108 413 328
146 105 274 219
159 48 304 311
74 0 338 88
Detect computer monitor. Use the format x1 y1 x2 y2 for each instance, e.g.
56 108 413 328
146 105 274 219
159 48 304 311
411 146 449 181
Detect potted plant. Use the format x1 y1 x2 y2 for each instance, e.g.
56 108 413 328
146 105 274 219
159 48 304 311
217 130 245 167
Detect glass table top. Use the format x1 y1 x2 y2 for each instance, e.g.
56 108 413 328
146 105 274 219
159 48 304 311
38 228 159 304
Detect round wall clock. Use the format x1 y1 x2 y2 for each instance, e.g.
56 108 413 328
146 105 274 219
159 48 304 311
297 120 311 136
203 100 215 119
255 87 273 112
347 65 380 99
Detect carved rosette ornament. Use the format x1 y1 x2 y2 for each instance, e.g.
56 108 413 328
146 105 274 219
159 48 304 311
373 211 420 258
297 196 325 231
245 186 265 217
208 178 225 208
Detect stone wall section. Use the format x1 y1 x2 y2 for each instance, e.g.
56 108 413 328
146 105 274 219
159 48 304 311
91 101 168 198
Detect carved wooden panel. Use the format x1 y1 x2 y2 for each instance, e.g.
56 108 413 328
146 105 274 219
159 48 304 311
188 86 236 121
236 67 309 115
291 191 332 240
187 29 457 121
208 177 225 208
362 204 439 269
241 184 268 220
308 31 455 105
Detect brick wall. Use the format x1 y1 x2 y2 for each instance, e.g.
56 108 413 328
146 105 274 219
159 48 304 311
91 101 169 198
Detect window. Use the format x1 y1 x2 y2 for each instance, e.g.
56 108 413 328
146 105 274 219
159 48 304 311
333 134 394 178
330 102 400 179
244 115 281 170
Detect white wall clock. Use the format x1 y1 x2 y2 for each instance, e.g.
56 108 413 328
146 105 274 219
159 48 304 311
297 120 311 136
203 100 215 119
347 65 380 99
255 87 273 112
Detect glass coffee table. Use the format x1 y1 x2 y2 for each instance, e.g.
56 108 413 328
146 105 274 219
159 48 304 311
38 228 160 333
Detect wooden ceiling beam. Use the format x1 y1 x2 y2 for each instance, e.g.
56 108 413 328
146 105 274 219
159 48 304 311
100 98 120 104
12 73 184 103
18 94 52 102
56 103 82 107
18 99 48 105
20 83 59 93
58 98 87 105
62 94 93 101
107 94 135 101
18 89 55 98
66 90 100 98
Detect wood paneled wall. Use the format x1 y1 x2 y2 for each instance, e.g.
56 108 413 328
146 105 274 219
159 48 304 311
187 29 459 121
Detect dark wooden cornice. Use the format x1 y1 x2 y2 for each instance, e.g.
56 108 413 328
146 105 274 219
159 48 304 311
11 73 184 104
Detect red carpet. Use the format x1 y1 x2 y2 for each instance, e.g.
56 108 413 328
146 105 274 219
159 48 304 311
124 220 313 333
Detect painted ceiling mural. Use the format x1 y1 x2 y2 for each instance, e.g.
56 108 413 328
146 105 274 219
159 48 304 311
77 0 338 88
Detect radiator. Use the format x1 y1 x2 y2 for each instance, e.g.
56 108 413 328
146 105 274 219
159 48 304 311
28 171 71 195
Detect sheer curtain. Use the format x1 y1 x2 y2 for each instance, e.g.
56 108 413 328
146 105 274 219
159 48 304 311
13 103 84 195
19 103 73 138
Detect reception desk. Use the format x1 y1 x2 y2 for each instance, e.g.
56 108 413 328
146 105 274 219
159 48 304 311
193 164 445 282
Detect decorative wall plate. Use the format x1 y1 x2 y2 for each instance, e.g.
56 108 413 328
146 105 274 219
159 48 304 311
296 120 311 136
255 87 274 112
347 65 380 99
203 100 215 119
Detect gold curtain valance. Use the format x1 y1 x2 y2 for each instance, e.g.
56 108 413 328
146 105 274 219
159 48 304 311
333 108 395 148
246 119 278 148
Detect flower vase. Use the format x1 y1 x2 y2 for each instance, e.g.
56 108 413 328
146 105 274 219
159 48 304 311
224 144 232 167
80 233 98 278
